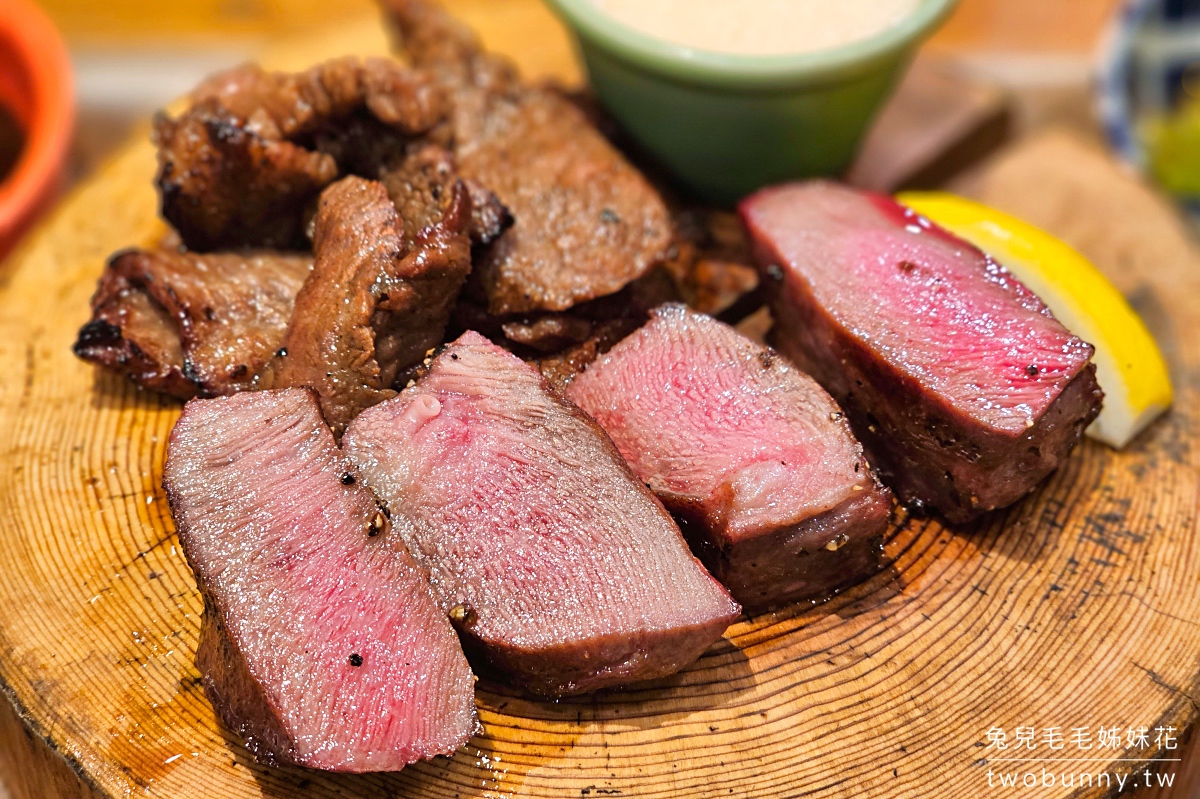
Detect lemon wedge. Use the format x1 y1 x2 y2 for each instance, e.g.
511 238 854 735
897 191 1172 449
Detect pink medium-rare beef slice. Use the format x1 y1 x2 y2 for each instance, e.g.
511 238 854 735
566 304 891 611
740 181 1103 523
342 331 740 696
164 388 477 771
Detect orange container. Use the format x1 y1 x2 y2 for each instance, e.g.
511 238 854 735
0 0 74 258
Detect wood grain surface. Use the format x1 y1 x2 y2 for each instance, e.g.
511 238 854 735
0 9 1198 799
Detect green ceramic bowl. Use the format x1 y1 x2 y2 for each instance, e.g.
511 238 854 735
543 0 959 204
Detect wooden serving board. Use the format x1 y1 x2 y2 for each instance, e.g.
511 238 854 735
0 5 1198 798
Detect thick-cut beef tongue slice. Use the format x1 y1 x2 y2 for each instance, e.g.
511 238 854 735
164 388 477 772
259 175 472 434
343 331 740 696
566 304 892 611
740 181 1103 523
73 248 313 399
381 0 673 315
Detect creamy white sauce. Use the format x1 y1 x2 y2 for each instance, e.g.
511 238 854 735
590 0 922 56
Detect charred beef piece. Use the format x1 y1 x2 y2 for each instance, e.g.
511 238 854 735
76 161 484 408
314 117 511 246
741 182 1103 523
382 0 673 314
164 388 477 771
553 88 763 321
566 304 892 610
378 142 512 245
155 100 337 252
187 57 446 138
258 175 472 434
443 266 680 390
73 248 312 399
500 265 679 354
526 268 682 390
462 178 515 246
663 209 761 319
155 57 448 251
342 332 740 696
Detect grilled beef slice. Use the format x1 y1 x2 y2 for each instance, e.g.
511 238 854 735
741 182 1103 523
164 389 477 771
155 57 448 251
382 0 673 314
566 304 892 610
342 331 740 696
313 115 511 246
663 208 761 318
78 167 480 412
445 264 680 389
259 175 472 433
378 142 512 245
73 248 313 399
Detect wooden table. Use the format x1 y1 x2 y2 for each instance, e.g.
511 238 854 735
1 2 1197 798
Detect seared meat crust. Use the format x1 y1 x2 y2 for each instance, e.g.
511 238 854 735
258 175 473 434
155 57 449 251
382 0 673 314
73 248 313 398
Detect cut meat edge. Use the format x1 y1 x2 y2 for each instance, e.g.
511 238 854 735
165 388 479 770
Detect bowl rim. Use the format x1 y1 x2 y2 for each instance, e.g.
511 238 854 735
0 0 75 255
543 0 960 89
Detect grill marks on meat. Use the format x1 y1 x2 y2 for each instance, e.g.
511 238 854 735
382 0 673 314
741 181 1103 522
73 248 312 398
567 305 892 610
259 176 472 434
164 389 477 771
155 57 448 251
342 332 740 696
